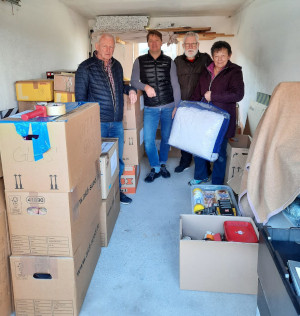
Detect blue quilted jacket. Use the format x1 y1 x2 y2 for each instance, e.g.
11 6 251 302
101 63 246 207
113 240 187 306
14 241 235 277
75 53 135 122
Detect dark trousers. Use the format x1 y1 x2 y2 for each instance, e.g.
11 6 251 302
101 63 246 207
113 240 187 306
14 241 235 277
179 150 192 166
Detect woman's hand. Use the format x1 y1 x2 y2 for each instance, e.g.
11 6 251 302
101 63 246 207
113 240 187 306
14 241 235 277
204 91 211 102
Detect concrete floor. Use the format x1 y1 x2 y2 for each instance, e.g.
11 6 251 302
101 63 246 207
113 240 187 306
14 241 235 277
80 156 257 316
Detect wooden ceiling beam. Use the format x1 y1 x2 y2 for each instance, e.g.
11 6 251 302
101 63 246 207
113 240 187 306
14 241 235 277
149 26 211 33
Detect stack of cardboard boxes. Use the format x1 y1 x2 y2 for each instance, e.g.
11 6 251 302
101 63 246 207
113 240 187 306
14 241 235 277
0 102 102 316
16 79 54 112
0 176 13 316
16 71 76 113
54 73 76 103
99 138 120 247
121 91 144 194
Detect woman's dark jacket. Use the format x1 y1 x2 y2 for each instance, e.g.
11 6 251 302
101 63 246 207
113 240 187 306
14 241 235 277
191 60 244 138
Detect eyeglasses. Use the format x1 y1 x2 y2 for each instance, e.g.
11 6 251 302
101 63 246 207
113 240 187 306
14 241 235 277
184 43 198 48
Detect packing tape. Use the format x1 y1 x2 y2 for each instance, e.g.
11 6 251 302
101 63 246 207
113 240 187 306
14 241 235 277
46 103 66 116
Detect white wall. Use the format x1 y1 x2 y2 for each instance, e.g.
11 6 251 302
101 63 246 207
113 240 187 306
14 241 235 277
0 0 89 111
231 0 300 125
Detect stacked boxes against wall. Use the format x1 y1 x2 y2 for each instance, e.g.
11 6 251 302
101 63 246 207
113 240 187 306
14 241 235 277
0 102 102 316
53 73 76 103
0 179 13 316
16 79 54 113
121 90 144 194
99 138 121 247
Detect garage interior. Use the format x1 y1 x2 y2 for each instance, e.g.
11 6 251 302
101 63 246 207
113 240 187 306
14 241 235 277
0 0 299 316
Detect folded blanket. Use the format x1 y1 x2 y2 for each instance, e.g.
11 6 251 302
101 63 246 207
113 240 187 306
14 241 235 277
239 82 300 224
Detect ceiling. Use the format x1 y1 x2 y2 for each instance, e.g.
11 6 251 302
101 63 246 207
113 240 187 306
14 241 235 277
59 0 249 19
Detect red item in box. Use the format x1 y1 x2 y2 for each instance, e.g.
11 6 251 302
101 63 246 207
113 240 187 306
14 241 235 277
224 221 258 243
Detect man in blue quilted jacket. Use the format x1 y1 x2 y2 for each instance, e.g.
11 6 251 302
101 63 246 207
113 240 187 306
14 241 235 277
75 33 137 205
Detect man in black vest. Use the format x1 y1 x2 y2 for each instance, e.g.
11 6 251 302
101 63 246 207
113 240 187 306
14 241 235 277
131 30 181 183
174 31 212 173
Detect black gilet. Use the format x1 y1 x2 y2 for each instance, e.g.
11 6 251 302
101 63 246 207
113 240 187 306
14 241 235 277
138 52 174 107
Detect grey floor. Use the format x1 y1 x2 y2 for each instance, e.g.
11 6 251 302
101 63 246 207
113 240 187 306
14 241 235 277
80 156 257 316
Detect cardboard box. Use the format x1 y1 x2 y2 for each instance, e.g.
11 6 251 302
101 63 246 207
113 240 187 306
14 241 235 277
5 171 101 257
121 165 140 194
123 126 144 165
18 101 37 113
54 74 75 93
0 103 101 192
0 179 13 316
243 101 267 137
10 213 101 316
180 214 258 294
123 91 144 129
100 138 119 199
100 177 120 247
54 91 75 102
224 134 252 194
15 80 54 101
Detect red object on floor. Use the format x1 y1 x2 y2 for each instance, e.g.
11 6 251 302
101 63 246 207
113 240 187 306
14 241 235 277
224 221 258 243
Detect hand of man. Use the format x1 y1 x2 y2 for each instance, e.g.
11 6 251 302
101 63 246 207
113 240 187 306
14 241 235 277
204 91 211 102
145 85 156 98
129 90 137 104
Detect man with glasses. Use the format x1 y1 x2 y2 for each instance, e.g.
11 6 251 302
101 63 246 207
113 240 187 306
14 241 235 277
173 32 212 173
131 30 181 183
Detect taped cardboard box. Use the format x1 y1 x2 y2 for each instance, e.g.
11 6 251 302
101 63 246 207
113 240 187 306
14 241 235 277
123 91 144 129
5 170 101 257
224 134 252 194
121 165 140 194
15 79 54 101
180 214 258 294
100 176 120 247
0 179 13 316
54 91 75 102
10 212 101 316
54 74 75 93
100 138 119 199
243 101 267 137
123 126 144 166
0 102 101 192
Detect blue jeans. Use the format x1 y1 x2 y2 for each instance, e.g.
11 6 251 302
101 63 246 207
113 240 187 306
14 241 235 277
101 121 124 188
194 137 228 185
144 106 173 169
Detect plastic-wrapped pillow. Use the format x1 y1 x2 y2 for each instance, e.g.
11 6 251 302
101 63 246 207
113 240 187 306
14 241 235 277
168 101 230 162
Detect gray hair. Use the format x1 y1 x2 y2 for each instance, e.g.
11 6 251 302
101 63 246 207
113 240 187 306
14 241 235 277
183 31 199 43
97 33 115 44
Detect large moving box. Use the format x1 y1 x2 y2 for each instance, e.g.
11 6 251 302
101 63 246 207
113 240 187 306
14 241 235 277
0 155 3 178
5 172 101 257
0 103 101 192
123 126 144 165
0 180 13 316
15 80 54 101
180 214 258 294
10 213 101 316
100 138 119 199
100 177 120 247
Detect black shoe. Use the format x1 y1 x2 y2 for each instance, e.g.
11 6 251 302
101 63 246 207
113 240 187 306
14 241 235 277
144 168 161 183
120 192 132 204
160 164 171 178
174 164 190 173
